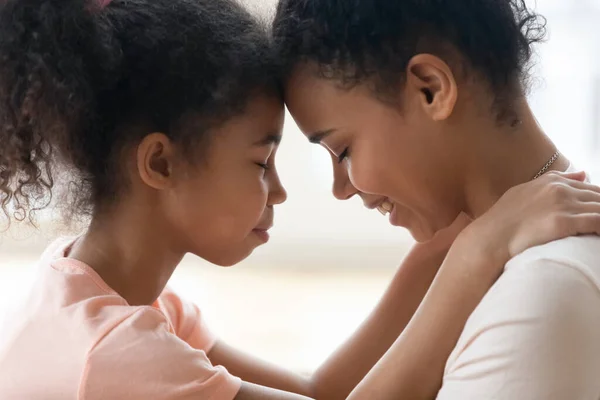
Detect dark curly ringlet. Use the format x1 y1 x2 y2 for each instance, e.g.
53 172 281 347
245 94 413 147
0 0 280 224
272 0 546 116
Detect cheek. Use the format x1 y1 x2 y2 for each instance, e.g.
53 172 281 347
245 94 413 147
347 140 400 196
171 176 262 242
196 179 267 234
348 158 383 195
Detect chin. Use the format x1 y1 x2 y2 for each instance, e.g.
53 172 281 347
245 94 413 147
406 220 438 243
409 228 435 243
196 246 256 267
211 251 254 267
194 232 268 267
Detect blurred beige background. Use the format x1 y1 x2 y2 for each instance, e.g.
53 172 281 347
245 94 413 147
2 0 600 373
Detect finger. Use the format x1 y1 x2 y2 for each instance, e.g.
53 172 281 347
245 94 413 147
564 179 600 193
571 201 600 214
576 191 600 203
547 212 600 240
564 213 600 237
536 180 600 208
536 172 586 191
555 186 600 203
545 170 587 181
544 194 600 218
562 171 587 182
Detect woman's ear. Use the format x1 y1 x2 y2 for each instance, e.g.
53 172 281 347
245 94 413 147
405 54 458 121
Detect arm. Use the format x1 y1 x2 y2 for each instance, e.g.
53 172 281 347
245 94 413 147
215 172 600 399
346 173 600 400
345 230 504 399
235 383 312 400
211 214 467 399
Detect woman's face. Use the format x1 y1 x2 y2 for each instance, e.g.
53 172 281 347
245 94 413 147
285 64 467 242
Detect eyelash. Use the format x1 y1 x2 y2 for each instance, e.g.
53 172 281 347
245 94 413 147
257 162 270 170
337 148 349 163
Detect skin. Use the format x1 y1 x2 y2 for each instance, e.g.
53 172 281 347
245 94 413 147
221 53 600 399
284 56 571 242
70 95 287 306
213 211 472 399
208 55 600 400
64 63 600 400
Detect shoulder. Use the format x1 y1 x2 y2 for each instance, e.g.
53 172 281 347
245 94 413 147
507 235 600 282
438 237 600 399
155 286 218 352
79 306 240 400
458 236 600 343
473 236 600 326
441 236 600 398
475 235 600 323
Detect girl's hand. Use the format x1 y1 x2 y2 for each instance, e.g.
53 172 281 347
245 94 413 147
424 212 472 253
458 171 599 279
346 171 600 400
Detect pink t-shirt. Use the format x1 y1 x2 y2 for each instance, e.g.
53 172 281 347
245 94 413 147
0 238 242 400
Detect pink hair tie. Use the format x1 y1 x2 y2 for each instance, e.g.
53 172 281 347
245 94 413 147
98 0 113 8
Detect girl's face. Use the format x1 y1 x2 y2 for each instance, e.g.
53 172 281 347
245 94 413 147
166 95 287 265
285 64 466 242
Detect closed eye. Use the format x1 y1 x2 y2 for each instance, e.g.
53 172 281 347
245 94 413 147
337 148 349 163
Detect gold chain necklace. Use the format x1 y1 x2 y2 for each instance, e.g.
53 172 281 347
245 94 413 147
532 151 560 180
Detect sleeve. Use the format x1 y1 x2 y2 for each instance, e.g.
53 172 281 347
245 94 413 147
437 259 600 400
156 286 218 353
79 308 241 400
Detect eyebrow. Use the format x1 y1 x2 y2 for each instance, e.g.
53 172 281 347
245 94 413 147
308 129 336 144
254 133 282 146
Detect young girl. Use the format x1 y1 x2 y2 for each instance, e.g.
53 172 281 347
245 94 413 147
0 0 599 399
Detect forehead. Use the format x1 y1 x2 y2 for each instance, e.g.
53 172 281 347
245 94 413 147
285 66 338 128
285 66 399 145
210 94 285 148
284 65 390 137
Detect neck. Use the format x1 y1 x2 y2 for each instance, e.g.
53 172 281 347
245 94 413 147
461 100 570 218
69 200 184 306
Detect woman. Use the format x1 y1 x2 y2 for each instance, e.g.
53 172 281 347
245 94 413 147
272 0 600 398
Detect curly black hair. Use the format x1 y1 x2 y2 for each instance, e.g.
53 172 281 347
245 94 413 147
272 0 546 114
0 0 279 224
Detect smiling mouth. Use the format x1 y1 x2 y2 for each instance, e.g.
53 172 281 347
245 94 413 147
377 200 394 216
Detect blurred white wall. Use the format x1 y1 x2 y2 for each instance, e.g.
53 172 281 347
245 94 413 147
529 0 600 178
